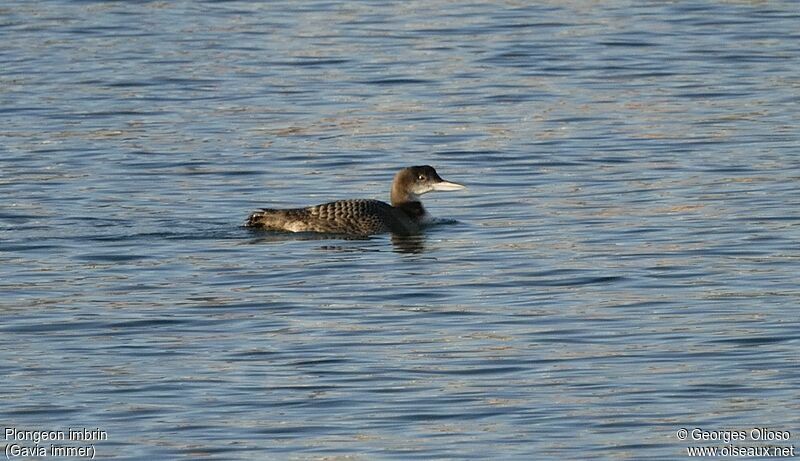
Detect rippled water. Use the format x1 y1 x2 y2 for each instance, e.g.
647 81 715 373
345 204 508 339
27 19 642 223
2 1 799 459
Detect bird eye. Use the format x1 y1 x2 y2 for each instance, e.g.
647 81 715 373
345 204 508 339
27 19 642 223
418 174 426 181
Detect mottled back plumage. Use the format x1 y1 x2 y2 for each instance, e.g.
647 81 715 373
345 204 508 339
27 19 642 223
247 199 416 236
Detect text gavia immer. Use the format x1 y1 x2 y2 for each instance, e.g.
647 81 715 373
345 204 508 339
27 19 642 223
246 166 465 236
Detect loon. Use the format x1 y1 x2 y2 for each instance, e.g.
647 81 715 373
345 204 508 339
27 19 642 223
246 165 465 236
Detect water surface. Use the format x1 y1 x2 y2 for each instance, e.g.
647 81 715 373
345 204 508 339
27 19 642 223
2 1 799 459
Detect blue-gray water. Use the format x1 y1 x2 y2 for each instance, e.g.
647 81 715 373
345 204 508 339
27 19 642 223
2 1 799 459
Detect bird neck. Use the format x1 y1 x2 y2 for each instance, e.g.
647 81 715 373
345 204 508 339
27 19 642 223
391 179 427 220
395 201 427 221
391 182 419 206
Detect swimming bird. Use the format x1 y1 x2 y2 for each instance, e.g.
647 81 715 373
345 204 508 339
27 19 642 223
246 166 465 236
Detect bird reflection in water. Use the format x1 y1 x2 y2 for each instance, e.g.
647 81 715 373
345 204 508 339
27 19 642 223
391 234 426 254
245 231 427 254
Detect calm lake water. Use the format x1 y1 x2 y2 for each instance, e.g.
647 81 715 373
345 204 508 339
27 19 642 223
2 1 799 459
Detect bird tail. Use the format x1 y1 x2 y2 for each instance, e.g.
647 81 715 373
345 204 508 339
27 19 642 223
246 209 282 228
246 208 308 230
